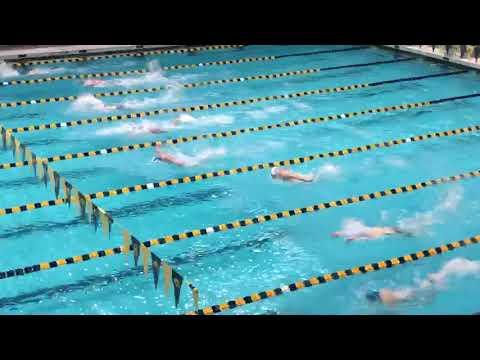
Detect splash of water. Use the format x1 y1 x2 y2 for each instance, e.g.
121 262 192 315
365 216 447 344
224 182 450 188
26 67 66 76
314 163 341 181
112 61 177 88
70 94 118 113
247 105 288 119
173 113 234 127
171 147 227 167
292 102 312 110
333 218 371 241
418 257 480 289
0 62 19 78
396 186 464 235
119 86 182 109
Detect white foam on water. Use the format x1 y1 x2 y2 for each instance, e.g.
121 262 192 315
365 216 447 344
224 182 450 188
333 218 371 241
314 163 341 181
383 156 408 168
172 147 227 167
95 119 173 137
262 140 285 149
396 186 464 236
172 113 234 127
246 105 288 119
418 258 480 290
26 67 66 76
292 101 312 111
146 60 161 72
111 61 177 88
86 61 180 90
0 62 19 78
70 94 118 113
119 86 183 109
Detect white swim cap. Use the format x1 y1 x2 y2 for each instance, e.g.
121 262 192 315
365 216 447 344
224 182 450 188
271 167 279 176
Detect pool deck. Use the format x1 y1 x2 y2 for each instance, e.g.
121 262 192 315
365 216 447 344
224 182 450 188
0 45 183 62
383 45 480 71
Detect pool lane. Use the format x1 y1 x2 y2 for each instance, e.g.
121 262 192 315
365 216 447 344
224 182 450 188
2 45 480 315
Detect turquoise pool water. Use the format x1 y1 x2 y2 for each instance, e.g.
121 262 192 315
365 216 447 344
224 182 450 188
1 45 480 315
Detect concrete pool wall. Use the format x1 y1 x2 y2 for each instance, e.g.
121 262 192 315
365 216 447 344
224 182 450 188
0 45 183 61
382 45 480 71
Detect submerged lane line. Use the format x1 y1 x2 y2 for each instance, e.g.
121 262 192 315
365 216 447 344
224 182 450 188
0 46 368 87
5 70 467 135
1 165 480 280
0 58 415 109
1 123 479 216
7 45 246 68
185 234 480 315
1 92 479 171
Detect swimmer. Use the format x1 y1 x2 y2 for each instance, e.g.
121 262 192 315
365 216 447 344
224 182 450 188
331 219 410 242
270 167 314 183
365 288 418 306
365 257 480 306
153 144 225 167
83 79 107 87
129 123 169 135
152 144 188 167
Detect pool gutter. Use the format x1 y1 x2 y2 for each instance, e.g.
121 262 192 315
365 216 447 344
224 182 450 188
0 45 186 62
381 45 480 71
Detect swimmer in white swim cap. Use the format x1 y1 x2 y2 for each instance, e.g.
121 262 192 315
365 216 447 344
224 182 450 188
270 166 314 183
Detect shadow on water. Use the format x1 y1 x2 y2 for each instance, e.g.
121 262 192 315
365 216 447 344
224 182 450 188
0 186 229 240
0 167 113 189
3 113 41 120
23 138 88 147
0 228 286 310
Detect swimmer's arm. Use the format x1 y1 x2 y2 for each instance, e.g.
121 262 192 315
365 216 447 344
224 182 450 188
282 172 313 182
293 173 314 182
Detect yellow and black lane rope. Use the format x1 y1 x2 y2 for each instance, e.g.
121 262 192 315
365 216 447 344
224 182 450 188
0 46 368 88
2 92 479 172
5 70 467 135
185 234 480 315
3 122 200 310
1 167 479 280
2 122 480 217
1 124 117 239
0 69 149 87
0 58 416 108
8 45 246 68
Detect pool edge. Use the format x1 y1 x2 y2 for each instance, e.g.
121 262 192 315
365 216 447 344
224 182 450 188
380 45 480 71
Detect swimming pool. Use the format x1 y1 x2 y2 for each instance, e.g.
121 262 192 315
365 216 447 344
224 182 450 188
1 44 480 315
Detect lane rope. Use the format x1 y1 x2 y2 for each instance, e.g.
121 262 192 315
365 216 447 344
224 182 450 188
7 45 245 68
1 124 200 310
0 58 416 109
0 46 368 87
5 70 466 135
185 234 480 315
2 92 479 171
2 122 479 217
0 126 116 237
1 167 479 280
